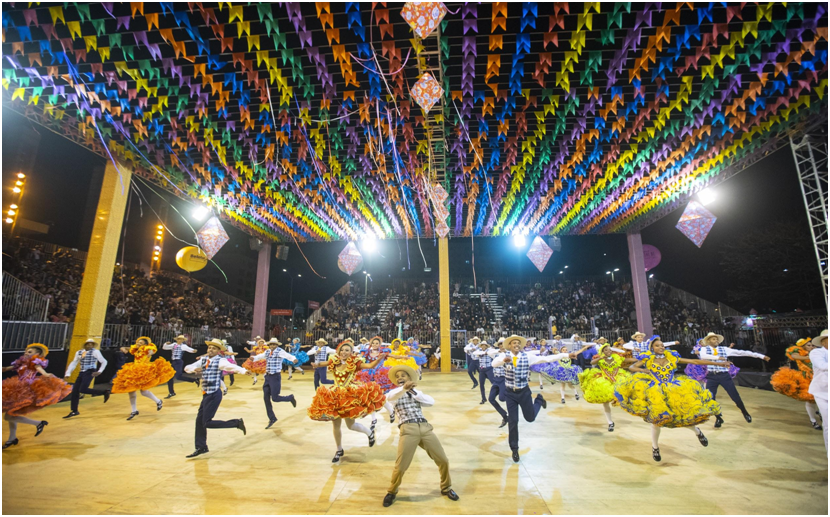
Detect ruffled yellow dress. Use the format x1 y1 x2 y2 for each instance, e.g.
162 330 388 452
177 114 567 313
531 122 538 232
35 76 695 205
771 345 815 402
579 354 630 404
383 345 418 369
111 343 176 393
614 350 721 428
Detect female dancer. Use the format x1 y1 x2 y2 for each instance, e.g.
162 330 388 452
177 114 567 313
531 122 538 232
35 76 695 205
771 337 822 429
615 336 728 462
242 338 268 385
111 337 176 420
534 344 592 404
3 344 71 449
357 340 396 424
307 341 387 464
383 339 418 369
406 338 428 380
578 343 636 432
285 338 308 379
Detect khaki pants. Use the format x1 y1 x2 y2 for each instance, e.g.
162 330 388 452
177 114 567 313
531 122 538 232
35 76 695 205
388 422 452 495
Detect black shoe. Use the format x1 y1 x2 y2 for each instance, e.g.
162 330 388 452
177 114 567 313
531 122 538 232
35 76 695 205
186 447 209 458
511 450 520 463
813 421 823 430
230 378 235 386
165 393 176 399
575 393 580 401
471 383 478 390
103 390 111 403
237 419 246 436
300 369 305 375
714 415 723 428
3 438 19 449
442 488 459 501
499 418 508 428
156 400 163 411
696 429 708 447
223 388 228 396
479 399 486 405
266 418 278 429
63 411 80 419
290 396 297 408
561 398 566 404
368 430 376 447
127 411 139 421
537 394 547 409
390 413 395 424
383 493 396 507
252 377 258 386
332 449 344 463
539 385 544 390
742 412 752 423
652 447 661 462
35 421 47 437
608 422 615 432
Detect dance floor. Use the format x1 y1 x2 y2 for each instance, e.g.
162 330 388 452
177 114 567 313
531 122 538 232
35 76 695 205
3 371 827 515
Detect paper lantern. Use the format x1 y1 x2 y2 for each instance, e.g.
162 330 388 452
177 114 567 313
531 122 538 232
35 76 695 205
196 216 229 260
401 2 447 39
676 201 717 248
175 246 208 272
411 73 444 112
337 241 364 276
526 236 553 272
642 245 662 271
435 220 450 238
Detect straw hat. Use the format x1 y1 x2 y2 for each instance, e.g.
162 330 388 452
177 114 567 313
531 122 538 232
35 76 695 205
26 343 49 357
204 338 227 352
175 334 187 341
315 338 329 345
470 336 481 343
504 335 527 348
387 363 418 384
812 330 828 348
701 332 724 345
631 332 647 340
267 337 282 345
360 338 369 343
553 335 562 340
595 337 608 344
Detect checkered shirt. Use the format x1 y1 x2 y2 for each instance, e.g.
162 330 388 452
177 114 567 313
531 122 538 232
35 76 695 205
703 346 729 373
394 391 427 426
199 356 223 394
504 352 531 389
265 348 284 374
79 350 98 371
479 351 494 369
492 361 505 378
313 346 331 363
170 343 185 360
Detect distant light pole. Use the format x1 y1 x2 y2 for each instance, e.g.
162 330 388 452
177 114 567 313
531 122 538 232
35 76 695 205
363 271 371 300
606 268 620 282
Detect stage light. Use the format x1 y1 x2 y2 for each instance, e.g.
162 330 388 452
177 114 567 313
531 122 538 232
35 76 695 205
698 188 717 206
559 271 563 274
15 181 23 186
17 173 25 179
564 265 569 269
649 274 654 278
283 269 287 272
362 236 377 253
12 187 21 193
614 268 619 272
606 271 611 275
4 218 12 224
783 269 788 272
9 204 17 209
512 233 526 248
154 246 161 251
153 256 158 261
157 224 163 229
297 274 302 277
192 206 209 221
7 210 15 216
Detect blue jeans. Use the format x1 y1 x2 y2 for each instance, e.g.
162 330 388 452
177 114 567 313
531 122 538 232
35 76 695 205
505 386 544 451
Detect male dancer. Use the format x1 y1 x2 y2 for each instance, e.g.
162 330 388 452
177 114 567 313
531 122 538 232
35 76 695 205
474 340 494 405
463 337 481 389
382 363 458 507
184 339 250 458
162 334 199 399
475 339 508 428
697 332 769 427
492 335 575 462
250 338 299 428
623 332 680 355
809 330 828 449
63 338 111 418
308 338 337 389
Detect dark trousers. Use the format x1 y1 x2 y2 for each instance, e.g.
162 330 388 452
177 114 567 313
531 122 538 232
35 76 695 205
70 370 107 412
488 375 508 420
706 371 748 414
263 373 295 421
313 366 334 389
505 386 544 451
479 367 495 401
168 359 196 394
195 390 239 449
467 356 479 384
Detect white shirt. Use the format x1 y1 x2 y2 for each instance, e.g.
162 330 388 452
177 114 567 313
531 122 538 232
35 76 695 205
622 340 678 351
464 343 479 354
162 342 198 352
491 351 570 368
386 386 435 406
699 348 766 361
307 345 337 357
65 349 107 376
809 347 828 399
184 357 248 375
250 348 297 363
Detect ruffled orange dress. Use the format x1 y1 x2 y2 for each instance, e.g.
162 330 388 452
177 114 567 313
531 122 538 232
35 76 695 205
3 356 72 417
771 345 815 402
111 343 176 393
307 356 385 421
242 344 268 375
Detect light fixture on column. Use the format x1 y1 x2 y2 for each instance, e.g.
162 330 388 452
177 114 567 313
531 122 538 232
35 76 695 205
152 224 164 271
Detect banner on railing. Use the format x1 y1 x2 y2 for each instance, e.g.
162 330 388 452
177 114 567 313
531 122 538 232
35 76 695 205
270 309 293 316
308 301 320 310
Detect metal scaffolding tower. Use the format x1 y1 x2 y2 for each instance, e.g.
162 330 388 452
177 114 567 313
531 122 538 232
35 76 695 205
790 134 829 301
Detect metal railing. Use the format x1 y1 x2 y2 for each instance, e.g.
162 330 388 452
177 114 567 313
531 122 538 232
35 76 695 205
2 321 70 351
2 273 50 322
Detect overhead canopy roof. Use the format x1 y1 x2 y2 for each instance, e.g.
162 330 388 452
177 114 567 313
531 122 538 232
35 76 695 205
2 2 827 242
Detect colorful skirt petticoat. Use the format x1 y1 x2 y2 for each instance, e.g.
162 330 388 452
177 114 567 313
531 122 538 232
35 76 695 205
531 361 582 385
111 359 176 393
307 383 386 421
770 367 814 402
242 357 267 375
284 351 309 368
614 374 721 428
578 368 630 404
684 363 740 382
356 366 395 393
2 375 72 417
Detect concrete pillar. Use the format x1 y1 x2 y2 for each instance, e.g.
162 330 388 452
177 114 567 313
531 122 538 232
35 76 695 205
252 242 271 339
627 232 653 336
66 162 132 380
439 237 451 373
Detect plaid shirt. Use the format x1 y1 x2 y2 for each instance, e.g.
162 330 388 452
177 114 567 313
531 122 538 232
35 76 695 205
703 346 730 373
479 350 494 369
170 343 184 360
393 390 427 425
310 346 335 363
199 356 223 394
265 348 286 374
504 352 531 389
79 350 99 371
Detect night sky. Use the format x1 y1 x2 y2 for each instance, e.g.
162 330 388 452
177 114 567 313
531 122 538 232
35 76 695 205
2 108 822 314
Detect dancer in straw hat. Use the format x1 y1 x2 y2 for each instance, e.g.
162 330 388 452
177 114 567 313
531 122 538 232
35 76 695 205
381 363 458 507
162 334 200 399
697 332 769 428
809 330 828 450
770 337 823 430
463 337 481 390
623 331 679 355
308 338 337 390
63 338 111 419
249 338 300 429
184 339 250 458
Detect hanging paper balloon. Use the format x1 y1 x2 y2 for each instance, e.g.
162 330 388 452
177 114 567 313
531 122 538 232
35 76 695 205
526 236 553 272
176 246 209 272
337 242 363 276
642 245 662 271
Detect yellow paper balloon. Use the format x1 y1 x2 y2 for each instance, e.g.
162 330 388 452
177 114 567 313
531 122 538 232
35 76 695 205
175 246 208 272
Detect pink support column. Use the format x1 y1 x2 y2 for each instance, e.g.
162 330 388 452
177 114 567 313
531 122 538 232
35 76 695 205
252 242 271 339
627 232 653 336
